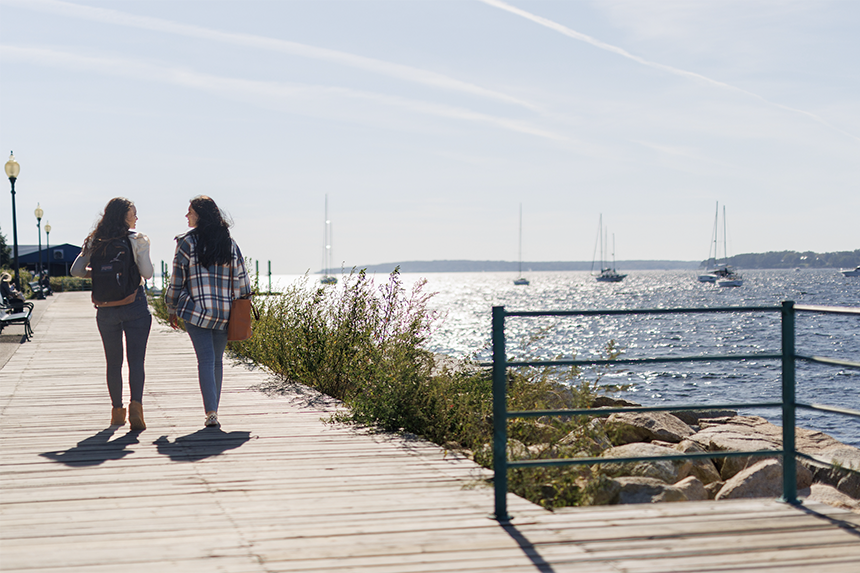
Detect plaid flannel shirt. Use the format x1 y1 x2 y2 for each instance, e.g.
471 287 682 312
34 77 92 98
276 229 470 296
164 232 251 330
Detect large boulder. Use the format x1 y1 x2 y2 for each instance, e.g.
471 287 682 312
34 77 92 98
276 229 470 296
674 476 708 501
689 415 860 482
559 418 613 454
803 484 860 512
716 459 783 500
591 396 642 408
612 477 689 504
605 412 695 445
715 459 813 500
672 439 722 485
688 416 780 479
601 443 692 484
669 409 738 426
588 474 622 506
837 472 860 500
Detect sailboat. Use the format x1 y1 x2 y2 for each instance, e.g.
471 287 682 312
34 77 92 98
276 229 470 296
513 203 529 285
592 214 626 282
697 203 742 287
320 195 337 285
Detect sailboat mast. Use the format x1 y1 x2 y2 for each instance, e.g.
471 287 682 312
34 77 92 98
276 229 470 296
711 201 719 267
722 205 727 266
599 214 604 269
518 203 523 276
322 195 328 275
612 233 616 270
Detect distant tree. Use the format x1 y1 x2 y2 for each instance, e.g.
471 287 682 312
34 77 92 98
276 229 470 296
0 226 11 268
728 250 860 269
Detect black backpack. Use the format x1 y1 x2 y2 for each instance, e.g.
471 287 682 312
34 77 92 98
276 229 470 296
90 235 141 305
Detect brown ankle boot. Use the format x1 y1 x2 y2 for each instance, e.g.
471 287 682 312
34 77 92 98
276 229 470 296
111 407 126 426
129 401 146 431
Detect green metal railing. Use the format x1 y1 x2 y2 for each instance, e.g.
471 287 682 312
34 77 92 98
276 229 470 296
491 301 860 521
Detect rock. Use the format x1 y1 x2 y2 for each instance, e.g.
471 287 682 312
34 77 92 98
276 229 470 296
673 439 722 485
715 459 813 500
716 459 783 500
837 472 860 500
591 396 641 408
674 476 708 501
613 477 689 504
559 419 613 454
605 412 695 445
588 474 622 506
704 481 723 500
475 440 529 465
601 443 692 484
688 415 860 483
669 409 738 426
805 483 860 512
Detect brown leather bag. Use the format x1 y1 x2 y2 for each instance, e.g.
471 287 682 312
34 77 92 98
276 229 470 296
227 259 255 342
227 294 254 341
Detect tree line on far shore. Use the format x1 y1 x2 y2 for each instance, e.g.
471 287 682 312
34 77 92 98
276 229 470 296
722 249 859 270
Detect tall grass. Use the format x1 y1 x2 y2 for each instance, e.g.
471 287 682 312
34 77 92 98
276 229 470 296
226 268 623 509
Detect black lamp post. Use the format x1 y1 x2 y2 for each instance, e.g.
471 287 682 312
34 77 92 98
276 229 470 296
5 152 21 288
44 222 51 282
35 203 43 276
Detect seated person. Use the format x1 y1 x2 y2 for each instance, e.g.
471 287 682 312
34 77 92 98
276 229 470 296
40 271 52 295
1 272 26 310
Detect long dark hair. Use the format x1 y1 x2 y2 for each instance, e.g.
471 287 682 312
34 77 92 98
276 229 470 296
189 195 233 268
85 197 134 256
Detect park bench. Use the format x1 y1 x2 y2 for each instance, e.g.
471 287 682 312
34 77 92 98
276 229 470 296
29 281 48 300
0 294 34 341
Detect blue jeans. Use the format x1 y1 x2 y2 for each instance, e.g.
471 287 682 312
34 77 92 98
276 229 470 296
185 323 229 413
96 287 151 408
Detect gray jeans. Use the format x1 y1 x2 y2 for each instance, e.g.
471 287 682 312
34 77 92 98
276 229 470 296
96 287 151 408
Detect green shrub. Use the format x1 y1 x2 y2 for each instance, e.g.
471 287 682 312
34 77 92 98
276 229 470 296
49 276 91 292
231 268 627 509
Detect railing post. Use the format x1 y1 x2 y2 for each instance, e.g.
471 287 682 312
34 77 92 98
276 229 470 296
780 300 799 505
492 306 510 521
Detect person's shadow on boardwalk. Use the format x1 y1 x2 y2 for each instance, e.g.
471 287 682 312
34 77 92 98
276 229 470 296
40 427 140 467
154 428 251 462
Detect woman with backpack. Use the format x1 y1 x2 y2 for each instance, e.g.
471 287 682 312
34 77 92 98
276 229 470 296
165 196 251 428
71 197 153 430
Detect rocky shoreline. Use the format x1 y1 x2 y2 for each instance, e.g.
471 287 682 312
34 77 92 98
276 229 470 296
511 396 860 511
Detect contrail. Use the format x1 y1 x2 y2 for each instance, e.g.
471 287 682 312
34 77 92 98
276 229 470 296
481 0 860 143
0 45 564 141
6 0 540 111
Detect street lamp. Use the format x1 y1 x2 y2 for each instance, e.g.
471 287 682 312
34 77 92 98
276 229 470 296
4 152 20 288
44 222 51 283
35 203 43 274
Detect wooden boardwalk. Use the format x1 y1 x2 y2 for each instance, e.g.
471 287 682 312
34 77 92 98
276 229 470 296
1 292 859 573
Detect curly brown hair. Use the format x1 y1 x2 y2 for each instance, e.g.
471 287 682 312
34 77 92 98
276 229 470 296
85 197 134 256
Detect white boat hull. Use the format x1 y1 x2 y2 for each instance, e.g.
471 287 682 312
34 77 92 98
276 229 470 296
698 274 717 283
841 267 860 277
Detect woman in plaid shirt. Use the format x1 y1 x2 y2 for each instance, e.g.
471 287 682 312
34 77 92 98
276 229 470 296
165 196 251 428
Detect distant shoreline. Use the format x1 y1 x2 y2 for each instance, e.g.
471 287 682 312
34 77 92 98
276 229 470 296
357 260 697 273
351 250 859 274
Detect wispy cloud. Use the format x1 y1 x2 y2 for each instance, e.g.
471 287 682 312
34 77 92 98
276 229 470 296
481 0 860 143
6 0 540 112
0 45 564 141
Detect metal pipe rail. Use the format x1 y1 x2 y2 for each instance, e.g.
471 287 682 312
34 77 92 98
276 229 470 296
491 300 860 521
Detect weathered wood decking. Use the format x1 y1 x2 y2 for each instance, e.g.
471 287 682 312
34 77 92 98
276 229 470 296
1 292 858 572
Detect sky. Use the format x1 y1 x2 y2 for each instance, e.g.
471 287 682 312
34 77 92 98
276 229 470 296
1 0 858 275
